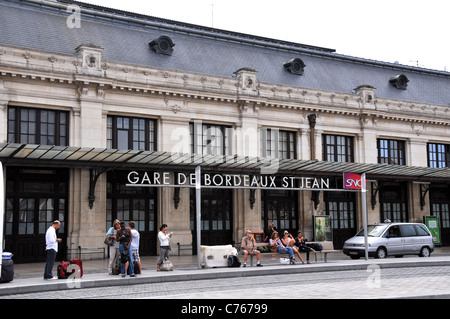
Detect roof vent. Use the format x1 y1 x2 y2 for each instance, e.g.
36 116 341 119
389 74 409 90
283 58 305 75
149 36 175 56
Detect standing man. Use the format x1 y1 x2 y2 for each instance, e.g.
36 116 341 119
129 221 141 274
241 229 262 267
44 220 62 280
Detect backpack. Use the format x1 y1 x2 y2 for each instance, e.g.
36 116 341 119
227 255 241 267
307 242 323 251
57 260 69 279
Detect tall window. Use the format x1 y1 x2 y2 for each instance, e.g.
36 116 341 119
260 128 296 159
107 116 156 151
428 143 450 168
190 122 232 155
8 106 68 146
323 134 354 162
377 139 405 165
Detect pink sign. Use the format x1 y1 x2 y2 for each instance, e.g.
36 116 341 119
343 173 364 190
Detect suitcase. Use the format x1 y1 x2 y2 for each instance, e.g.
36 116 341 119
69 258 83 278
0 258 14 283
126 261 141 275
112 253 121 275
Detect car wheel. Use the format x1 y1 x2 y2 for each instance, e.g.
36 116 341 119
350 255 360 260
419 246 431 257
375 247 387 259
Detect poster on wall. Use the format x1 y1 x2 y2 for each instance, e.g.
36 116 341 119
424 216 441 245
314 215 332 242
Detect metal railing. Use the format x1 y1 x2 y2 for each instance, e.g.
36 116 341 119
67 246 105 260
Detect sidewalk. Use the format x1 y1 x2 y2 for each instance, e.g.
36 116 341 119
1 247 450 297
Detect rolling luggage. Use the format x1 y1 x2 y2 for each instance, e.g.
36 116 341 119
112 252 121 275
69 258 83 278
126 261 141 275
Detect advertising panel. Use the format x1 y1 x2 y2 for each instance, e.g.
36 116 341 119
314 215 333 242
424 216 441 245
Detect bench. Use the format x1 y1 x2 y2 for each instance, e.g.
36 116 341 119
256 241 340 263
309 241 340 262
176 242 193 256
254 243 298 265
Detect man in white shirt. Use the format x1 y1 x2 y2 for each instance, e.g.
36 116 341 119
129 221 141 274
44 220 62 280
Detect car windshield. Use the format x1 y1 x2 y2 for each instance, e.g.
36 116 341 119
355 225 387 237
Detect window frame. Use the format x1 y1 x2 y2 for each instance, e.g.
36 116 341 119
189 122 232 156
377 138 405 165
322 134 354 163
107 115 157 151
427 143 450 168
8 106 69 146
260 128 296 159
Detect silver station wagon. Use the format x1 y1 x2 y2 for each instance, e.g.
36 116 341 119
343 222 434 259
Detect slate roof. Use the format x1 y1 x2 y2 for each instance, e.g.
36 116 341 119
1 0 450 107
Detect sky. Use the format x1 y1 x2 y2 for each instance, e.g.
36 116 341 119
79 0 449 72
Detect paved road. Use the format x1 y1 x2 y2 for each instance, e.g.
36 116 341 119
3 265 450 299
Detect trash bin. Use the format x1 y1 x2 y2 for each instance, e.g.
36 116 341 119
0 252 14 283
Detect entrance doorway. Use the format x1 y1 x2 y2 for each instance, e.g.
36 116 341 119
324 191 356 249
106 170 157 256
190 188 233 252
430 184 450 246
379 182 409 223
261 189 298 238
4 167 69 263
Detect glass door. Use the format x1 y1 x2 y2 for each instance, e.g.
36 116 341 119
5 168 68 263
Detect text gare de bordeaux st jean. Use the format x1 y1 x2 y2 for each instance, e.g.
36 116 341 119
126 171 332 190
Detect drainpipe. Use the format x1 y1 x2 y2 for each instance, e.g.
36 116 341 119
307 114 317 160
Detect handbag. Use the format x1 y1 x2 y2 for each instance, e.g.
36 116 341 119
104 236 114 246
120 249 130 264
160 258 173 271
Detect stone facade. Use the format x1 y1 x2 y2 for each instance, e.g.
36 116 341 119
0 1 449 260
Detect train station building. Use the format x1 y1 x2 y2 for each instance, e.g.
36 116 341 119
0 0 449 263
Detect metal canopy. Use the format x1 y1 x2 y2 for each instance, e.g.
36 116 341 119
0 142 449 181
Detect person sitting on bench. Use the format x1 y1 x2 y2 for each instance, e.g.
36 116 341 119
241 229 263 267
294 230 316 264
282 230 305 264
269 232 295 264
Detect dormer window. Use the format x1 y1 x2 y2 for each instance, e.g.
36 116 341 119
389 74 409 90
149 36 175 55
283 58 305 75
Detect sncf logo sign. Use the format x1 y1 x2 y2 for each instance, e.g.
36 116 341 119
343 173 364 190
